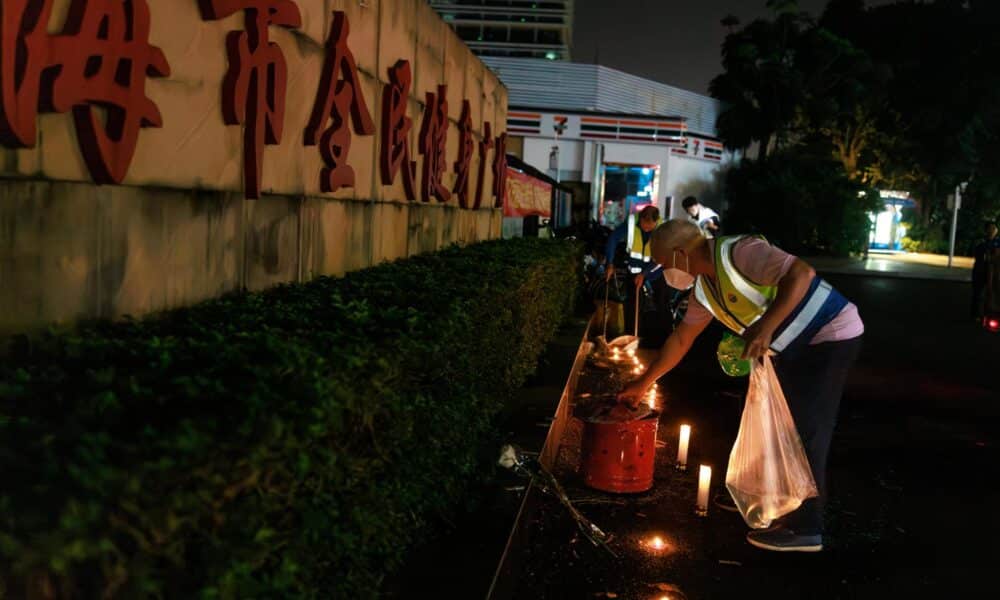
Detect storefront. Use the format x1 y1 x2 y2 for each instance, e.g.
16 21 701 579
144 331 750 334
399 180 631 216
600 164 659 228
483 58 736 230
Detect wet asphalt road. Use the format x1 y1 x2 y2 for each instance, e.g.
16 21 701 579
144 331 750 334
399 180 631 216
502 273 999 600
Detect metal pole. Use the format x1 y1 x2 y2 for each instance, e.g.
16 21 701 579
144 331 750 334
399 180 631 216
948 185 961 268
554 137 561 185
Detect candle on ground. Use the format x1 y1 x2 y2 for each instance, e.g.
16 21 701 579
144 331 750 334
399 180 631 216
641 534 672 555
676 424 691 469
696 465 712 516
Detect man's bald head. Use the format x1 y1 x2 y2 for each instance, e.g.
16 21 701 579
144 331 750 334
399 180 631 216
650 219 704 265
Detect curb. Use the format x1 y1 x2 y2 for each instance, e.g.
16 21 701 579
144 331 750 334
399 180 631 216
816 268 971 284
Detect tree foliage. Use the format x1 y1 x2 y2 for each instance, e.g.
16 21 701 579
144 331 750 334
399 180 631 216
725 152 881 257
711 0 1000 253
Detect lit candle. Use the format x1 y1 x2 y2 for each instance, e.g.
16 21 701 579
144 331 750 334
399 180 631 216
612 348 620 360
646 390 656 409
696 465 712 516
632 367 642 376
627 348 636 357
676 424 690 470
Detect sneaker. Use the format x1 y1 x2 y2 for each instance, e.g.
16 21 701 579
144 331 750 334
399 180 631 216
746 525 823 552
713 493 739 513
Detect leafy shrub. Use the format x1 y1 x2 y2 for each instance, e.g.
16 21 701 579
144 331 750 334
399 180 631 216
0 238 580 599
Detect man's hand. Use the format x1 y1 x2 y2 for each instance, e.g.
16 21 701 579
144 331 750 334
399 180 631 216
741 320 775 360
617 377 651 407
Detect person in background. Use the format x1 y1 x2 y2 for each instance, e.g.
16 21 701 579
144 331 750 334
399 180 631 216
605 205 662 283
971 221 999 320
619 219 864 552
605 206 664 339
683 196 721 238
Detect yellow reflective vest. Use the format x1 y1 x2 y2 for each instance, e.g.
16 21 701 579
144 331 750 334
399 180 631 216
625 214 662 273
693 235 848 353
693 235 778 334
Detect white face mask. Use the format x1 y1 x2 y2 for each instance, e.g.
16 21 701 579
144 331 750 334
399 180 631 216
663 250 695 290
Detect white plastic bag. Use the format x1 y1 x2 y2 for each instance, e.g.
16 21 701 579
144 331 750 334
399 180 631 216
725 355 818 529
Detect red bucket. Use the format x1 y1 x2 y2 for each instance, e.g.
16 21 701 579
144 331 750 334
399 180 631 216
579 413 659 493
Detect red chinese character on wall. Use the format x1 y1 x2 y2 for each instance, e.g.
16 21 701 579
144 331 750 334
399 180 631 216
304 11 374 194
0 0 170 184
473 121 493 209
417 85 451 203
452 100 474 208
198 0 302 199
492 132 508 208
380 60 417 201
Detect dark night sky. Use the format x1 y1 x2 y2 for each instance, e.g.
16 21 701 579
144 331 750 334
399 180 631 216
572 0 889 95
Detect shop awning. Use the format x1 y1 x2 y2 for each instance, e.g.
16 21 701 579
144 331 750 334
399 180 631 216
503 155 573 219
505 167 552 218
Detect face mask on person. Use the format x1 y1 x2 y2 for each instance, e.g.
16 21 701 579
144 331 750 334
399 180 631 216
663 250 695 290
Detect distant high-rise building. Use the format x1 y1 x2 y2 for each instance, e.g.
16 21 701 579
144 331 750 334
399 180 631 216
429 1 573 61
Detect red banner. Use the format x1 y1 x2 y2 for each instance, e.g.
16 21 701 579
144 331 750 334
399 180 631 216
504 168 551 218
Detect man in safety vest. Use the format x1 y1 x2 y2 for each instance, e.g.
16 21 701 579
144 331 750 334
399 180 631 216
604 206 666 340
605 205 662 280
619 219 864 553
605 205 670 345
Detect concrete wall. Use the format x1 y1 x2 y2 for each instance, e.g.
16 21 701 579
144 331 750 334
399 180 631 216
0 0 507 335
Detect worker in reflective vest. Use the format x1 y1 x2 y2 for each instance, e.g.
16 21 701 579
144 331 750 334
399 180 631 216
604 205 662 278
619 219 864 553
604 206 665 340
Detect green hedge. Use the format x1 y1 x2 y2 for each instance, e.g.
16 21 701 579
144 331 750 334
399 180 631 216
0 238 579 599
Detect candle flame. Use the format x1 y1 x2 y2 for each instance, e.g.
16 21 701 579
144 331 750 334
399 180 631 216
642 534 672 554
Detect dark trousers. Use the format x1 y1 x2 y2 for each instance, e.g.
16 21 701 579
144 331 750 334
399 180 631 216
971 274 986 318
772 336 863 535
